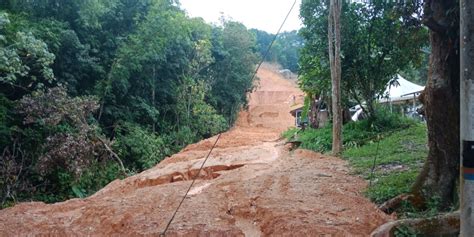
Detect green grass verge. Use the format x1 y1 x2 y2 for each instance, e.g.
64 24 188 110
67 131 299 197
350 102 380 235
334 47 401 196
343 124 427 204
283 116 428 209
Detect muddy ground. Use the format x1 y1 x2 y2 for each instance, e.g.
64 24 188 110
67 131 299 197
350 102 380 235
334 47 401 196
0 64 390 236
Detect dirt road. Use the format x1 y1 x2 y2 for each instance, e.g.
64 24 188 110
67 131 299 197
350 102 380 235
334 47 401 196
0 64 390 236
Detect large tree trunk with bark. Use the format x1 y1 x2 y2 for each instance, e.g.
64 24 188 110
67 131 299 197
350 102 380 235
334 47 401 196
411 0 460 210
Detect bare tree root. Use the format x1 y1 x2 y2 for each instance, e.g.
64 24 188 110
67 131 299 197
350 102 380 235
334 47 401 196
378 194 414 214
370 211 459 237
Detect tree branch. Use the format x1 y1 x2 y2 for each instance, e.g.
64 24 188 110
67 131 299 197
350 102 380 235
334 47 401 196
422 17 448 34
98 137 128 176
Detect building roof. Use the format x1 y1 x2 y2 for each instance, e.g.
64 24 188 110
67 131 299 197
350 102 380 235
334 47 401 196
378 74 425 103
289 104 303 117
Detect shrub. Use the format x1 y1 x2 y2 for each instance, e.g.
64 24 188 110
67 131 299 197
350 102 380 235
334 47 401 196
114 123 170 171
0 87 123 205
72 162 124 198
290 109 417 153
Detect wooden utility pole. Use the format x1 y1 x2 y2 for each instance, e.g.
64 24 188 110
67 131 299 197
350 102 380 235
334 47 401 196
461 0 474 235
328 0 342 155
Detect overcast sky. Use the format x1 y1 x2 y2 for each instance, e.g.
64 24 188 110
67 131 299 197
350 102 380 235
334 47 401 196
179 0 302 34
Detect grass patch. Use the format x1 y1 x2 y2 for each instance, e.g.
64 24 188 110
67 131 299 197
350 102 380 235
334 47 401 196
283 111 428 210
284 109 418 154
344 124 427 204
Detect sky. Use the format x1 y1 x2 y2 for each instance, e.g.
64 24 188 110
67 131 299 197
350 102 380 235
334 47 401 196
178 0 302 34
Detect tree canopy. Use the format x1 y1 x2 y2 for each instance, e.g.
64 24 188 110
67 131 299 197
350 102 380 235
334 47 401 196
299 0 428 117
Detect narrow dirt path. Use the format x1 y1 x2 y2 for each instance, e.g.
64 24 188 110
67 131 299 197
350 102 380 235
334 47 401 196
0 64 390 236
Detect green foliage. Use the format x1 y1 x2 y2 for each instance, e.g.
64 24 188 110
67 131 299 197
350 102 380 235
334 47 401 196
0 86 124 204
365 171 419 204
251 29 302 72
73 162 124 197
299 0 428 116
208 20 258 123
1 0 259 207
286 112 427 212
293 109 416 153
297 125 332 152
282 127 299 141
399 48 430 86
114 123 169 171
176 77 227 140
0 12 55 89
344 124 427 206
19 161 123 203
394 225 420 237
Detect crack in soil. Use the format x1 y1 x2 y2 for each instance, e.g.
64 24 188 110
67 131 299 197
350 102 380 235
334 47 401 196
132 164 246 189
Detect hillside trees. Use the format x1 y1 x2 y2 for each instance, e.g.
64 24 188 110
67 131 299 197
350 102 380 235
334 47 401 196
0 0 258 205
252 29 302 72
0 13 55 95
208 21 258 124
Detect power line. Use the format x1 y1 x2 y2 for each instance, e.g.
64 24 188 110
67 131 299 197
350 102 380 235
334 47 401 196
160 133 222 236
250 0 298 83
159 1 298 235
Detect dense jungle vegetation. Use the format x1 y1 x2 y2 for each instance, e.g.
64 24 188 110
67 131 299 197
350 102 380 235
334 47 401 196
0 0 287 206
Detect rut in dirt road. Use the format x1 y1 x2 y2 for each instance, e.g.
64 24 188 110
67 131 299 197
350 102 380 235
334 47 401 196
0 63 391 236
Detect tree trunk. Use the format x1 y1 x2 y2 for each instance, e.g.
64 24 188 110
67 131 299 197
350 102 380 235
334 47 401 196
328 0 343 156
152 66 156 133
309 95 320 129
342 107 351 124
411 0 460 210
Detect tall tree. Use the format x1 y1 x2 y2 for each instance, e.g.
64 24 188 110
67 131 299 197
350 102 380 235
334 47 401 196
328 0 342 155
411 0 460 210
208 21 258 124
299 1 427 119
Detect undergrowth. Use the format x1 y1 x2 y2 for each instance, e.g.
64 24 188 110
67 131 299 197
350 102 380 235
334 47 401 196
284 109 417 153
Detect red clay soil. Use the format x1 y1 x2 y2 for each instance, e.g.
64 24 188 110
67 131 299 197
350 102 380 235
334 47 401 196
0 63 391 236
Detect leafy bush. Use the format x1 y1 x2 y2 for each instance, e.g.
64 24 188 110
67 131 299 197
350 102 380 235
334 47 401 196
191 103 227 138
297 125 332 152
72 162 124 198
114 123 170 171
282 127 299 140
0 87 125 205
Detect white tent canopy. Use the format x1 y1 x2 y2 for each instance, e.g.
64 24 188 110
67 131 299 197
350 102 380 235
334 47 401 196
378 74 425 103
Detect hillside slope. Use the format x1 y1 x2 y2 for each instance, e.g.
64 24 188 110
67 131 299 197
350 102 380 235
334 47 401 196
0 64 390 236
